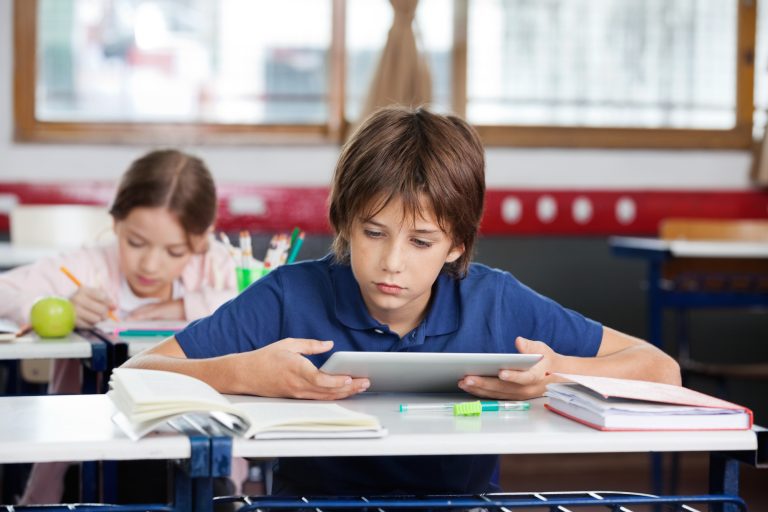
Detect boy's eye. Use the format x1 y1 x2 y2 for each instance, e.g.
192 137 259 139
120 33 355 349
127 239 144 248
412 238 433 248
364 229 384 238
167 250 188 258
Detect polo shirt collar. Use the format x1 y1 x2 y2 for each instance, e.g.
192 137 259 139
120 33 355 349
330 262 460 337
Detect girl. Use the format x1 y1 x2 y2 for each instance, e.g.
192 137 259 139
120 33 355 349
1 149 238 504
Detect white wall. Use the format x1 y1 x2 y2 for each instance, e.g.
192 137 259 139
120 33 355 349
0 0 754 190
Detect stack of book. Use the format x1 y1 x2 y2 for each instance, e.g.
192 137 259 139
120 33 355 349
545 373 752 431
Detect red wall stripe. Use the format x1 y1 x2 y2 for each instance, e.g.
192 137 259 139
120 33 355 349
0 182 766 236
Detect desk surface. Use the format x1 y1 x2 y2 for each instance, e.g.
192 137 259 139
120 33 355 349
610 236 768 259
228 394 760 458
0 331 94 360
0 242 61 269
0 394 758 465
0 394 190 463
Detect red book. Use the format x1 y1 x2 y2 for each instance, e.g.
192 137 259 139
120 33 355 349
545 373 753 431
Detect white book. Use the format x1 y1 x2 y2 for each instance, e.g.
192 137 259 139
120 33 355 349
0 319 33 343
108 368 387 441
545 373 752 431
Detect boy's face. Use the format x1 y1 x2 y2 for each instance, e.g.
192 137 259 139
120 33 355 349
114 206 205 299
348 196 464 336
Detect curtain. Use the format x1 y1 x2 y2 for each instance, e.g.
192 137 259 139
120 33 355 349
751 129 768 186
360 0 432 119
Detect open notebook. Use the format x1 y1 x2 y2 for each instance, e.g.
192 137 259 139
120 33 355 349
95 320 188 337
108 368 387 441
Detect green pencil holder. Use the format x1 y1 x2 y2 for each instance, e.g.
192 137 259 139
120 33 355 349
236 267 255 293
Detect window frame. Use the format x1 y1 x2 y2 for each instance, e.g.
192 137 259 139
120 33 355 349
13 0 349 145
14 0 756 148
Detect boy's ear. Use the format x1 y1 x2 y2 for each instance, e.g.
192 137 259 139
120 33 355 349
445 243 465 263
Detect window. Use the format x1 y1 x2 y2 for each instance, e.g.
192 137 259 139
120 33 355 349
14 0 757 147
16 0 341 143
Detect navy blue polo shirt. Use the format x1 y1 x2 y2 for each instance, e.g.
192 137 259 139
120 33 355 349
177 255 602 495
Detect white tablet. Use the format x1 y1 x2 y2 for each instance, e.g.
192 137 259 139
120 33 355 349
319 351 543 393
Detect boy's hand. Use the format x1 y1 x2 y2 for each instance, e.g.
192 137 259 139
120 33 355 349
233 339 370 400
70 286 116 327
458 337 558 399
126 299 185 321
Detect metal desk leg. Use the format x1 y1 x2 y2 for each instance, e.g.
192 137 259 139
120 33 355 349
709 453 741 512
81 335 108 394
176 435 213 512
81 461 99 502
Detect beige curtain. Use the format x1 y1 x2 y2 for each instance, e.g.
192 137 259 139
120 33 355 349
360 0 432 119
751 127 768 186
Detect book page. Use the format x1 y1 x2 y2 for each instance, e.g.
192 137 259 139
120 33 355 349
110 368 232 411
555 373 744 410
547 384 741 415
233 402 383 438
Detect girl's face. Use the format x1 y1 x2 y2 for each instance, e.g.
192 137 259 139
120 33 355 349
114 206 205 299
348 196 464 337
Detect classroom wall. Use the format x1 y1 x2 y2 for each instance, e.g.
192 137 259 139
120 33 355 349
0 0 755 189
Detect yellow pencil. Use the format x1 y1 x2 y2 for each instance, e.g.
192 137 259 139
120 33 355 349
60 266 119 322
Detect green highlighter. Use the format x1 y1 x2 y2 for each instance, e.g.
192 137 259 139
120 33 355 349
399 400 530 416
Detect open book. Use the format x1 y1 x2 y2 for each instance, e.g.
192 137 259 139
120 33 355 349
0 319 32 342
108 368 386 441
545 373 753 431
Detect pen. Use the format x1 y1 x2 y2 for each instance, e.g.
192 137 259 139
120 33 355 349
60 265 119 322
116 329 178 337
399 400 530 415
286 232 305 264
288 226 300 250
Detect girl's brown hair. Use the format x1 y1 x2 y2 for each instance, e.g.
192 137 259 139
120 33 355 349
328 106 485 278
110 149 217 244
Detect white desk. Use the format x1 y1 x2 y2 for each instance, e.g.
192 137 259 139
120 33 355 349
610 236 768 259
4 394 757 463
0 394 212 511
0 242 61 269
0 332 94 360
0 394 190 464
0 331 108 394
228 394 758 458
0 394 763 511
224 394 763 511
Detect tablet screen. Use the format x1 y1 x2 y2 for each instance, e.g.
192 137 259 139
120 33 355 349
319 351 543 392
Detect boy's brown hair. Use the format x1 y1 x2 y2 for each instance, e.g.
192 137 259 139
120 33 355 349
329 106 485 278
110 149 217 246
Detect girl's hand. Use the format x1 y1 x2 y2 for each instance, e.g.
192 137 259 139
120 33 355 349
126 299 185 321
458 337 560 400
70 286 116 328
230 339 370 400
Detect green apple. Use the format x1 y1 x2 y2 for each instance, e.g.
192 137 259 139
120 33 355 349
30 296 76 338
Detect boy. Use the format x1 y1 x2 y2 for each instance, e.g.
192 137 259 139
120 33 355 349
124 107 680 495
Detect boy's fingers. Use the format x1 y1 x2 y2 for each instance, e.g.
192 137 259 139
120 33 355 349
499 368 539 386
515 336 547 354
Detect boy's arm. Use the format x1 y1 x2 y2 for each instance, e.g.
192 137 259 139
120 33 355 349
121 337 370 399
459 326 681 400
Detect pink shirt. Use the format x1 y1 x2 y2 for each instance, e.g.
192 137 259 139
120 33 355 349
0 240 237 324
